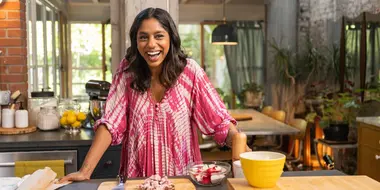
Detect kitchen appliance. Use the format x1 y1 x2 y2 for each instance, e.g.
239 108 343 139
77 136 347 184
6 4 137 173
85 80 111 128
0 91 10 105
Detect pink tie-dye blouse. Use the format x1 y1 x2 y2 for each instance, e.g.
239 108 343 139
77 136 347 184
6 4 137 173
94 58 236 178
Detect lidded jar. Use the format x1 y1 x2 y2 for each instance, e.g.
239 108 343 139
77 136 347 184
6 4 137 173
28 89 57 127
37 106 60 131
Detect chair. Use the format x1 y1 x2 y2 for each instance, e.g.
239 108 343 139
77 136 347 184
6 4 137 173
270 110 286 123
253 109 286 150
261 106 273 116
283 119 307 170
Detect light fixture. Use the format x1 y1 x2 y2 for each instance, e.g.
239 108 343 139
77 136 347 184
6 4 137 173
211 0 237 45
0 0 3 4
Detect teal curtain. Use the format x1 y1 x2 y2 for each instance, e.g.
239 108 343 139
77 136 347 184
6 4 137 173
345 23 380 88
224 21 264 100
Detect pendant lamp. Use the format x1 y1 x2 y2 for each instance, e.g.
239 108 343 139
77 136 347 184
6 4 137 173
211 0 237 45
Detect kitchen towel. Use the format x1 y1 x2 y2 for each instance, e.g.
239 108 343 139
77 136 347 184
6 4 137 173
14 160 65 178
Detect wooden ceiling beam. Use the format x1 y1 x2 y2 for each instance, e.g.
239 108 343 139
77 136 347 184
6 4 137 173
180 0 190 4
92 0 99 3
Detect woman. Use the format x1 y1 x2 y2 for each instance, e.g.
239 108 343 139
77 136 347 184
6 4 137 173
61 7 248 181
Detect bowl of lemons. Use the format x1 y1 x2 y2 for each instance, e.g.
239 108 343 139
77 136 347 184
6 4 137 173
60 110 87 134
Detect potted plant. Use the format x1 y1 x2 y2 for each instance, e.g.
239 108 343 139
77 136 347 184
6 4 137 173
239 82 263 108
305 92 361 141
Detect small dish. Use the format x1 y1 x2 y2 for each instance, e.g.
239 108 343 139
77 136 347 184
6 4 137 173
187 161 230 186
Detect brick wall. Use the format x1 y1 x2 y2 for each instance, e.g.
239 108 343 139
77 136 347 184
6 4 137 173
0 0 28 102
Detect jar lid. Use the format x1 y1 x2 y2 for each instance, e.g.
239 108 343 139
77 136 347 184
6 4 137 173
31 91 54 98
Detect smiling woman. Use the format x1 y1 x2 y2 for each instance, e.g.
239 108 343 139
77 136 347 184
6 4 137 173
126 8 188 93
60 7 246 182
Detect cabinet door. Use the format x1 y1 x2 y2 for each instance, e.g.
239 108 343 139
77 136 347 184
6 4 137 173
360 126 380 150
78 145 121 179
358 145 380 182
92 149 121 179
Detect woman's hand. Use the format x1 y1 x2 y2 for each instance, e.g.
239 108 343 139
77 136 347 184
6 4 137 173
246 145 252 152
58 171 90 183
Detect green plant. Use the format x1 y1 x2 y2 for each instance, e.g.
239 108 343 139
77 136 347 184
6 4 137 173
240 82 262 93
238 82 263 101
305 92 361 128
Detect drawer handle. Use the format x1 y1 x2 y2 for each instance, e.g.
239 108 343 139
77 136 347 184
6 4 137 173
0 159 73 167
104 160 113 167
376 155 380 160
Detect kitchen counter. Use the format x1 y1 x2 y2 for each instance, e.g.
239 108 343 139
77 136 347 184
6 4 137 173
59 170 346 190
357 117 380 128
0 128 95 149
0 128 122 179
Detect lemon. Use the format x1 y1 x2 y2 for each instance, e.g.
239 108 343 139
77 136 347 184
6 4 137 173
66 114 77 124
77 112 86 121
93 108 99 115
60 117 68 125
63 111 69 117
72 121 81 128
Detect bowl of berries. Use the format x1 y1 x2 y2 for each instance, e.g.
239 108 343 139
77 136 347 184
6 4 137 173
187 161 231 186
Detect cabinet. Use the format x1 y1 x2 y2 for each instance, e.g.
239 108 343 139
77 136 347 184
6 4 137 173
78 145 122 179
358 122 380 181
0 150 77 177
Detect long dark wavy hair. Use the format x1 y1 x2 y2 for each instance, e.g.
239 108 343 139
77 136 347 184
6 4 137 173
125 8 188 92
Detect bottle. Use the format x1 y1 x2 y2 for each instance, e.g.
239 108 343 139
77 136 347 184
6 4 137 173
323 154 335 169
232 132 247 161
15 109 28 128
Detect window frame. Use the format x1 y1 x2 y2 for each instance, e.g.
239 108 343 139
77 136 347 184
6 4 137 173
27 0 60 97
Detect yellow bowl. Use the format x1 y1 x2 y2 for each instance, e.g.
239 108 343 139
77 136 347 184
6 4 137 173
240 151 285 188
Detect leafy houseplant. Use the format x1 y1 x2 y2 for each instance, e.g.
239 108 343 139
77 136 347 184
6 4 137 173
306 92 361 141
239 82 263 108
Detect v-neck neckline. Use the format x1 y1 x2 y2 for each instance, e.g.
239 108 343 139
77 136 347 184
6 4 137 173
148 87 168 105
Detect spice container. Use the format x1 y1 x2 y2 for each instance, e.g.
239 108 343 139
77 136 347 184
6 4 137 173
37 106 60 131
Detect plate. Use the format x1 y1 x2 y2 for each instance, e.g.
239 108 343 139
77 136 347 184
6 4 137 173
0 177 22 190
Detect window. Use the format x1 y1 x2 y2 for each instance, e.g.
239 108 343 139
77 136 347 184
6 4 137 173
202 24 233 108
178 24 234 108
27 0 60 97
178 25 201 64
70 24 111 105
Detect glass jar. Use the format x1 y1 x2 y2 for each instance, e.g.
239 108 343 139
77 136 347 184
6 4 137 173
37 106 60 131
57 98 81 116
28 90 57 127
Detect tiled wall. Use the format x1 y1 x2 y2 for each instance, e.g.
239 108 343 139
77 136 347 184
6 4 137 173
0 0 28 100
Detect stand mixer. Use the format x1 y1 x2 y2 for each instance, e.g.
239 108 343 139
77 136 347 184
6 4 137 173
85 80 111 128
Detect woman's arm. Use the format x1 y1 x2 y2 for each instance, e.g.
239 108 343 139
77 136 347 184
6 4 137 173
59 125 112 182
79 125 112 177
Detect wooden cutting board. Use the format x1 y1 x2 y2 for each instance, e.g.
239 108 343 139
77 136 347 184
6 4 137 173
97 178 196 190
0 126 37 135
227 175 380 190
230 113 252 121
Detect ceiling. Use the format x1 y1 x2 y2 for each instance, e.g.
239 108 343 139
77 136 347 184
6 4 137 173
66 0 265 22
67 0 262 5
